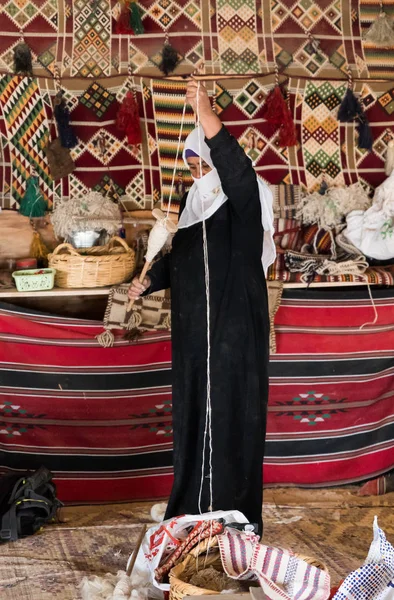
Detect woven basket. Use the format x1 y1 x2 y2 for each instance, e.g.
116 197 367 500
48 236 135 288
169 538 223 600
169 537 328 600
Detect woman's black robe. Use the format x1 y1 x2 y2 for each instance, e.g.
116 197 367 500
146 126 269 531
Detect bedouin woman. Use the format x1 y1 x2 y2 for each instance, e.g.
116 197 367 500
129 79 275 534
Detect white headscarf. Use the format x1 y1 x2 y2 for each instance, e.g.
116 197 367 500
178 126 276 275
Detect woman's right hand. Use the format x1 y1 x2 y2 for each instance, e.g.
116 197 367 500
128 276 151 300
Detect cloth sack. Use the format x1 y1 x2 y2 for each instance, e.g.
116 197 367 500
343 171 394 261
332 517 394 600
44 138 75 181
218 528 330 600
97 286 171 347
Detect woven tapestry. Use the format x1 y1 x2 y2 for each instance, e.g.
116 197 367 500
0 290 393 502
0 0 394 210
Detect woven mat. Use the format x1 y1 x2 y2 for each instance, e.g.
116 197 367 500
0 489 393 599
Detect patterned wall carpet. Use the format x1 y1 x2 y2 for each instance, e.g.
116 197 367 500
0 488 393 599
0 0 394 211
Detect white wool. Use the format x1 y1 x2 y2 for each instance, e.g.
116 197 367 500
297 183 371 230
51 191 121 239
112 571 132 599
79 570 152 600
80 573 119 600
343 171 394 260
150 503 167 523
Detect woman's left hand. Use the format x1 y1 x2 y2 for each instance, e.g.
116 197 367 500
186 79 212 117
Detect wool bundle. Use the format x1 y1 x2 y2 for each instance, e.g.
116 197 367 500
297 183 371 230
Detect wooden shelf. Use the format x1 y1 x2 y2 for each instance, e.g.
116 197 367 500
0 287 112 298
282 281 381 289
0 280 384 299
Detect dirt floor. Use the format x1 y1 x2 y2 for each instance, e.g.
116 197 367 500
1 487 393 599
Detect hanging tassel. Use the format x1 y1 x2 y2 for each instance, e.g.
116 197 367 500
279 115 297 147
338 88 363 122
96 329 115 348
123 328 142 342
54 92 78 149
30 229 49 266
129 0 144 35
262 84 297 147
278 86 297 147
261 86 288 126
385 139 394 175
115 4 134 33
356 116 374 151
159 37 181 76
115 0 143 34
13 41 33 76
19 175 47 218
364 11 394 46
116 90 142 145
319 174 329 195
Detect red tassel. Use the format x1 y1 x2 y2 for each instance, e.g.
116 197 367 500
261 86 288 126
262 86 297 147
116 90 142 145
115 5 134 34
279 111 297 147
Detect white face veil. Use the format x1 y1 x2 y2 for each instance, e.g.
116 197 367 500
178 126 228 228
178 125 276 275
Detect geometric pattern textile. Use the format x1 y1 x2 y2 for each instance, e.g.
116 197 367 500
151 80 195 211
0 288 393 502
79 83 116 118
301 81 346 190
0 76 52 208
1 0 394 217
72 0 111 77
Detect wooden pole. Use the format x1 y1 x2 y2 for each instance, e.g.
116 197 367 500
126 523 147 577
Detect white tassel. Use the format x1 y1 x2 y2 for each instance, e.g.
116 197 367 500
364 11 394 46
150 502 168 522
385 139 394 176
126 310 142 329
96 329 115 348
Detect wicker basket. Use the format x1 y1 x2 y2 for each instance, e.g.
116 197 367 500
169 539 223 600
48 236 135 289
169 538 328 600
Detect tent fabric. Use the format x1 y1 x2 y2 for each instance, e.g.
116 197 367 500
0 288 393 503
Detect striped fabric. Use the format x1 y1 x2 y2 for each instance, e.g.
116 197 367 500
272 185 301 220
274 219 302 251
0 287 394 503
217 529 330 600
268 253 394 285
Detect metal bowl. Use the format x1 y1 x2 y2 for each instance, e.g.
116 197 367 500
69 230 101 248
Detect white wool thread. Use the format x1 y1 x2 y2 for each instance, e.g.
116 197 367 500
196 83 214 519
145 220 171 263
360 280 379 330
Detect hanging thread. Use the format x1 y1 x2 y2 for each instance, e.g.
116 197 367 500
195 83 214 519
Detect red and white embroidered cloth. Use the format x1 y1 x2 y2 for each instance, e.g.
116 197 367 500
217 529 331 600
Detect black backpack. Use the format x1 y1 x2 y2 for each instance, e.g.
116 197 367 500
0 466 62 543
